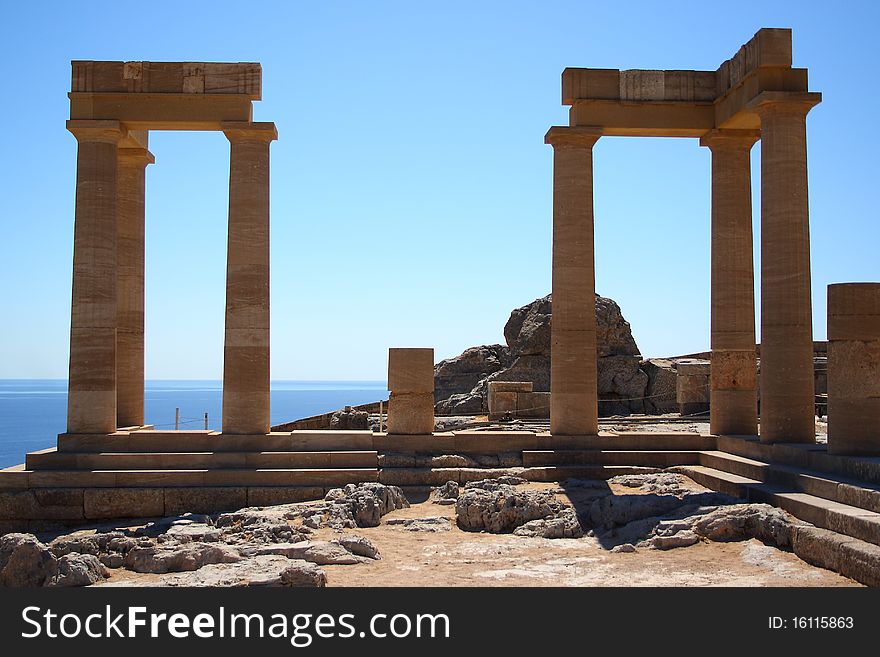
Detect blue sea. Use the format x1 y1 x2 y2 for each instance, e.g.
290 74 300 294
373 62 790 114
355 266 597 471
0 380 387 468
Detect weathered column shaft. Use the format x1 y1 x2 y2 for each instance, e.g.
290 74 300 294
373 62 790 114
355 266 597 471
545 127 600 436
116 147 153 428
827 283 880 455
66 120 124 434
756 97 819 443
701 130 759 435
221 123 277 435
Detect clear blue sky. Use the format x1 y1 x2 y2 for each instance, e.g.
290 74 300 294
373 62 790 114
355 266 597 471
0 1 877 380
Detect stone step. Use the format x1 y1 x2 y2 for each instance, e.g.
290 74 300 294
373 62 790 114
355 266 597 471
57 430 375 453
0 468 378 489
717 434 880 485
522 450 701 467
376 432 715 454
25 449 377 471
699 450 880 515
699 450 770 481
377 464 663 487
675 465 880 548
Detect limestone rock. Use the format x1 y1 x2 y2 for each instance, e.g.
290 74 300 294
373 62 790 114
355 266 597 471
155 556 326 588
328 482 410 528
123 542 241 574
609 473 693 496
50 553 108 587
434 293 646 415
611 543 637 553
691 503 797 548
0 533 58 587
597 355 649 415
455 480 582 536
512 507 583 538
434 345 512 404
432 481 460 505
641 358 679 414
384 517 452 532
239 541 365 565
434 393 484 416
589 490 730 528
330 409 369 430
337 535 380 559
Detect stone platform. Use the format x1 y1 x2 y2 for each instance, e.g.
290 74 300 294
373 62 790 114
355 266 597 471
4 427 880 567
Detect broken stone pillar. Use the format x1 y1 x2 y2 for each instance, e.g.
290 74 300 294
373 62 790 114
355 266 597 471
753 94 820 443
66 120 124 434
676 360 710 417
827 283 880 455
544 127 601 436
116 146 154 428
221 122 277 435
387 348 435 434
700 129 759 435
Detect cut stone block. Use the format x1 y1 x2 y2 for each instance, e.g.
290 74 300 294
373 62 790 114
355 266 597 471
83 488 164 519
386 392 434 435
387 348 434 394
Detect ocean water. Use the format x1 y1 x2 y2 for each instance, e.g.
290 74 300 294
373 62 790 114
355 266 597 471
0 379 387 468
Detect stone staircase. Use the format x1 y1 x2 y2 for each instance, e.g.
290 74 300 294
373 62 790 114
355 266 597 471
4 426 880 566
376 431 715 487
0 430 381 530
674 435 880 549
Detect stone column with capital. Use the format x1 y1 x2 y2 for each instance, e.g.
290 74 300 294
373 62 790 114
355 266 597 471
221 122 277 435
66 120 124 434
700 129 759 436
544 127 600 436
116 147 153 428
753 93 821 443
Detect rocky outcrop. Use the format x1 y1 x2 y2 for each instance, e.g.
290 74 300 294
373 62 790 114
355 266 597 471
455 479 583 538
641 359 679 414
0 533 58 587
434 293 649 415
51 553 109 587
434 345 512 405
0 483 406 588
330 408 369 430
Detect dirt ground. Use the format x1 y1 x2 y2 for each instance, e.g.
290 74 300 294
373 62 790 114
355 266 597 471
310 481 857 588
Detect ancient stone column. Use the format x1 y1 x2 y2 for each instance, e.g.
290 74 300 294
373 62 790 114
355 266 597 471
66 120 124 434
221 122 277 435
753 93 820 443
700 129 759 435
116 147 154 428
544 127 600 436
387 348 435 434
827 283 880 455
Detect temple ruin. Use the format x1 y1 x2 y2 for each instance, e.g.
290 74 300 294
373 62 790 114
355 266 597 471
1 29 880 586
545 27 817 442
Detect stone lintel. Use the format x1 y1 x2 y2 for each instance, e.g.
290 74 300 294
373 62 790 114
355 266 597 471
221 121 278 142
568 100 714 137
69 92 254 131
699 128 760 149
544 125 601 148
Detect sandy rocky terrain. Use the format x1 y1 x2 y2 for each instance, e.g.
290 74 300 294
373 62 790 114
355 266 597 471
0 470 856 588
